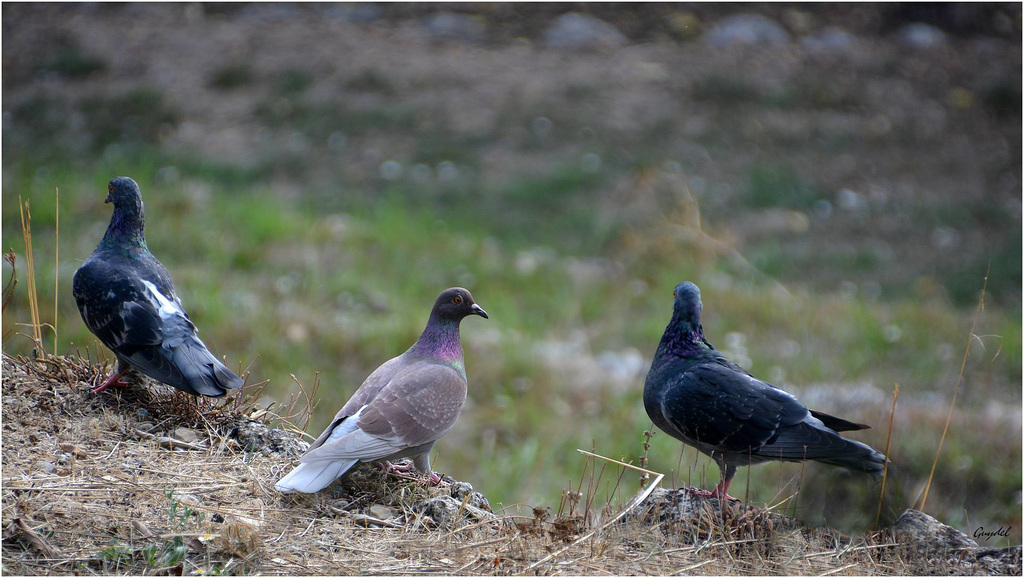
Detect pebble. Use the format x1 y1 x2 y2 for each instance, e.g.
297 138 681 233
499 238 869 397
422 11 485 42
897 23 948 49
173 427 199 443
543 12 627 50
369 504 395 520
703 13 790 47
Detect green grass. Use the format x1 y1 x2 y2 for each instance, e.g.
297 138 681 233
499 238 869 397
208 63 256 90
741 161 823 210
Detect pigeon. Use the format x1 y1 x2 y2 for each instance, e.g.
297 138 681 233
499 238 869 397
275 287 488 493
72 176 243 397
643 281 886 500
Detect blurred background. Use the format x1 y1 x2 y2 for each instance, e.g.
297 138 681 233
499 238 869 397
2 3 1020 542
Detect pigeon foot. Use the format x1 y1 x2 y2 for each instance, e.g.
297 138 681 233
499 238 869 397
91 370 131 395
377 461 449 486
686 481 739 502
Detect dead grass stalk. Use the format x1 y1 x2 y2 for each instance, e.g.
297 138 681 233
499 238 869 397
918 269 987 511
877 383 899 527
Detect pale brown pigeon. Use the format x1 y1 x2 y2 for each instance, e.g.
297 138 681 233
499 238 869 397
275 287 487 493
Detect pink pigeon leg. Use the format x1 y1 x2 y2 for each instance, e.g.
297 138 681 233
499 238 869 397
377 461 449 486
90 368 131 395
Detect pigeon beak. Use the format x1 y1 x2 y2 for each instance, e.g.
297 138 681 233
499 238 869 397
471 304 489 319
104 193 113 204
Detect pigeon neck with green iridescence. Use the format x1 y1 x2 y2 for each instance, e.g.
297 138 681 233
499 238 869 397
409 315 465 368
98 201 148 253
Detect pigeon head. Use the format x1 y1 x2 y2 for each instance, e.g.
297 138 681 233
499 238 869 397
656 281 706 355
99 176 147 250
431 287 489 322
412 287 487 362
105 177 144 216
672 282 703 326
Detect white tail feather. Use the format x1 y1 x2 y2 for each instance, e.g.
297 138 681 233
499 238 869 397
274 459 357 493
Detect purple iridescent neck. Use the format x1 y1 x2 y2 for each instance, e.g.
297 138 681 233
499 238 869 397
410 317 464 363
657 314 708 359
99 203 148 252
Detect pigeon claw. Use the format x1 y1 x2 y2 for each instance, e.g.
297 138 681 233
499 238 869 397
377 461 449 487
90 370 131 395
686 480 739 502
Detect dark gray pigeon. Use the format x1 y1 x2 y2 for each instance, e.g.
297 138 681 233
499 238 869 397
72 177 243 397
275 287 488 493
644 281 886 500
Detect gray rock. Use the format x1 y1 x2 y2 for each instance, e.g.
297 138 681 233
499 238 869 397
543 12 628 51
173 427 199 443
227 417 308 458
35 460 56 474
413 489 494 529
893 510 1021 574
368 504 395 520
639 487 800 532
704 14 790 48
422 11 485 42
801 27 857 55
897 23 948 49
326 3 383 23
894 509 978 553
414 496 461 528
450 481 490 510
973 546 1022 575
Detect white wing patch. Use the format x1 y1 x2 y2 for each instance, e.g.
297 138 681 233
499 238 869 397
301 406 406 465
325 406 365 443
141 279 185 321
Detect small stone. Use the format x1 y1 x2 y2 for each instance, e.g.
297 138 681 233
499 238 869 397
897 23 948 49
543 12 628 51
801 27 857 55
894 509 978 553
134 408 149 421
36 460 56 473
176 494 201 507
450 482 491 510
173 427 198 443
665 12 700 39
414 496 460 528
368 504 395 520
703 14 790 47
422 11 485 42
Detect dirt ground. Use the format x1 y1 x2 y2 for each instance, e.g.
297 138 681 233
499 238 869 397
3 354 1020 576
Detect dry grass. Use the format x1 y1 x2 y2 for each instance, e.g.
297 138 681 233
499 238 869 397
2 354 958 576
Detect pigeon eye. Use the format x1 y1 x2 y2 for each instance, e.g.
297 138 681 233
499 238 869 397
108 185 114 195
673 290 677 298
453 295 463 305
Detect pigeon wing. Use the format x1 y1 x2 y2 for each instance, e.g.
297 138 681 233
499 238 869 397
657 361 809 454
358 362 469 447
302 362 468 463
304 355 409 452
73 258 238 396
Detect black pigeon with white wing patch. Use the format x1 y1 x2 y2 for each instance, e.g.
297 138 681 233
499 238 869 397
643 281 886 501
73 177 243 397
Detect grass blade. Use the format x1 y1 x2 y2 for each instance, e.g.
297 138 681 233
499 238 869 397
876 383 898 527
918 268 988 511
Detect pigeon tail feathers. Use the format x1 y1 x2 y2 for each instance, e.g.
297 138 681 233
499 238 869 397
170 340 242 396
125 338 242 397
811 438 887 476
274 459 357 493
